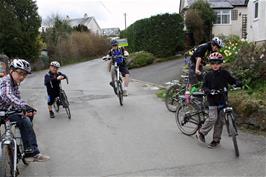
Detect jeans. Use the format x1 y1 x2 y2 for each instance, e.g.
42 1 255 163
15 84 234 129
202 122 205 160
9 114 40 156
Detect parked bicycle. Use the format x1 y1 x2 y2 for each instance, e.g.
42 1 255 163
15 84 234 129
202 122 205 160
165 75 202 112
103 55 125 106
0 110 31 177
53 77 71 119
175 87 240 157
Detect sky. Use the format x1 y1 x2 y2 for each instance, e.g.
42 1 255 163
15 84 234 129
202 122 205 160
36 0 181 30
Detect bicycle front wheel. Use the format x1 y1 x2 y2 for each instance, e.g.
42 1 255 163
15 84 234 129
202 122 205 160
117 81 123 106
165 84 182 112
227 113 239 157
0 144 14 177
176 103 200 136
65 107 71 119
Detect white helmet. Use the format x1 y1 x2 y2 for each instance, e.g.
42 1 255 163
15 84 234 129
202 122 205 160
212 37 224 48
10 59 31 74
50 61 60 68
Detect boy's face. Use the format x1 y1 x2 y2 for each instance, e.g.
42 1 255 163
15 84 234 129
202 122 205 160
211 44 219 52
49 65 58 74
11 69 28 85
112 45 118 49
210 62 222 71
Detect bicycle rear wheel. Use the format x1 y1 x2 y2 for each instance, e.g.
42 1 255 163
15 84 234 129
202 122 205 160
0 144 13 177
117 81 123 106
165 84 182 112
227 113 239 157
176 103 200 136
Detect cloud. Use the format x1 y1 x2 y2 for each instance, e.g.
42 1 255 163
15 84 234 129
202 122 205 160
37 0 180 29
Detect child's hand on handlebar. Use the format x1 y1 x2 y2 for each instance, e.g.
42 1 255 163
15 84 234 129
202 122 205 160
57 76 64 80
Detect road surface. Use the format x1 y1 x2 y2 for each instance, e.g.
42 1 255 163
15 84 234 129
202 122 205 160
17 59 266 176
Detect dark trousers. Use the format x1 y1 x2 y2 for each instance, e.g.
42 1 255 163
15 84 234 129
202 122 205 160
9 114 40 156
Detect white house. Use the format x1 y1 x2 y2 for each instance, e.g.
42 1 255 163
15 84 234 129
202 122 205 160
179 0 249 39
247 0 266 44
68 14 102 35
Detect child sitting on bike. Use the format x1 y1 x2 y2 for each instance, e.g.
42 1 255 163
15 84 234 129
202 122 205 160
0 59 50 162
197 52 241 148
107 39 130 96
44 61 67 118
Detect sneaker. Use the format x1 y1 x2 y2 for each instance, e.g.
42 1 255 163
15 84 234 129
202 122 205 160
196 131 205 143
123 90 128 96
109 81 114 87
25 153 50 162
49 111 55 118
208 140 220 148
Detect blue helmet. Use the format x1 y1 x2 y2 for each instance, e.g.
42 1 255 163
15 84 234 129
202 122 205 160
111 40 118 46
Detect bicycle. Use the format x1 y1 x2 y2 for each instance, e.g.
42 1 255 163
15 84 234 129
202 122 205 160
175 87 240 157
165 75 202 112
103 55 125 106
52 77 71 119
0 110 30 177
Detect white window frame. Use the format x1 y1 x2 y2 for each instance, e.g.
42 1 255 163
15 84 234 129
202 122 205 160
214 9 231 25
254 0 259 20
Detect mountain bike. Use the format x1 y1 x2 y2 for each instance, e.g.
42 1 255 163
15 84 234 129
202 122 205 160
165 75 202 112
53 77 71 119
175 87 240 157
0 110 30 177
103 55 125 106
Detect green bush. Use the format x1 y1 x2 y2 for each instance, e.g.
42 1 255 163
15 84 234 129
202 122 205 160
121 13 184 57
127 51 155 69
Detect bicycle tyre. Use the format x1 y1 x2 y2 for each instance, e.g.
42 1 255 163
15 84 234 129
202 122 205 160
65 106 71 119
227 113 239 157
60 90 69 107
117 81 123 106
176 103 200 136
165 84 181 112
0 144 13 177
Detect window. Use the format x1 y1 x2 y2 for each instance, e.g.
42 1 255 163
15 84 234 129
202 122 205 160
231 9 238 20
254 1 259 19
214 10 231 24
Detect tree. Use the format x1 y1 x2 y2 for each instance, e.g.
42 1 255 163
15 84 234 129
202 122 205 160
121 13 184 57
185 0 215 43
0 0 41 62
42 14 72 58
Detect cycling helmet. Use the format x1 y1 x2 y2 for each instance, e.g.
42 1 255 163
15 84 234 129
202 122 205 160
50 61 60 68
10 59 31 74
111 40 118 46
208 52 224 64
211 37 224 48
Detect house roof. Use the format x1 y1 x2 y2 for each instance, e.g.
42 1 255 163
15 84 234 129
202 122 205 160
68 17 93 27
186 0 248 8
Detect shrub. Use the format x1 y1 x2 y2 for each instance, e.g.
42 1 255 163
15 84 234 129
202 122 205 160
121 13 184 57
127 51 155 69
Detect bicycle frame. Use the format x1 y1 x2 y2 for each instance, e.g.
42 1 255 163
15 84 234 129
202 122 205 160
0 112 19 176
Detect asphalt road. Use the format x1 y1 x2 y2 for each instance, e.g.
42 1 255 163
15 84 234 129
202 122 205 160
18 59 266 177
130 59 184 85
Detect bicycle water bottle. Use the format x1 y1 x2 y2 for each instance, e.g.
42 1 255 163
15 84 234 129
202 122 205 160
184 91 191 104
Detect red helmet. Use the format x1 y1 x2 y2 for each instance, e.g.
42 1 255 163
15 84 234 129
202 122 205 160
208 52 224 64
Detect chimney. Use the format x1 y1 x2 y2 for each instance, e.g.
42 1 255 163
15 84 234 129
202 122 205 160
84 13 88 18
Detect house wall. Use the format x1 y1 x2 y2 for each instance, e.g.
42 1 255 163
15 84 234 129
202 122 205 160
85 18 102 35
247 0 266 43
212 7 248 38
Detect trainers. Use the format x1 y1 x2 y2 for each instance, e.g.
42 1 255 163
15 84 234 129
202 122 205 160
25 153 50 162
109 81 114 87
196 131 205 143
123 90 128 96
49 111 55 118
208 140 220 148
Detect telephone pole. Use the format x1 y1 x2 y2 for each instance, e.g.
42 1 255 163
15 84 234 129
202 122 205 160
124 13 127 30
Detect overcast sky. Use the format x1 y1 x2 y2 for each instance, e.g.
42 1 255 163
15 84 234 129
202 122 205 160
36 0 180 29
